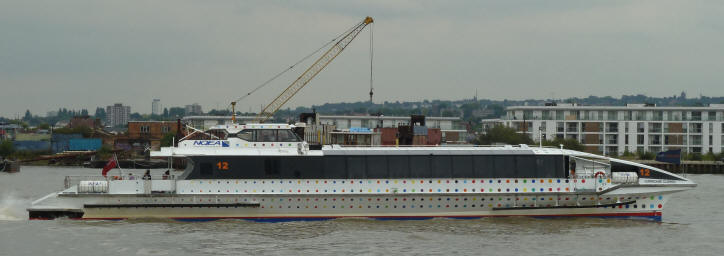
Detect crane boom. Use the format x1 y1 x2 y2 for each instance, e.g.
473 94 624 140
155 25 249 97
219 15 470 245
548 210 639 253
253 16 374 123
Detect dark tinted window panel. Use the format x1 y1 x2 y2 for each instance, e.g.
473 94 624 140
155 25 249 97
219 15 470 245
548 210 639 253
494 156 515 178
200 162 213 178
534 156 554 178
240 157 265 178
611 161 639 172
279 157 322 179
515 155 536 178
410 156 432 178
547 156 559 178
388 156 410 178
473 156 494 178
264 158 280 177
452 155 473 178
552 156 565 178
300 157 324 178
347 156 367 178
432 155 452 177
612 161 682 181
323 156 347 179
366 156 388 178
649 170 684 180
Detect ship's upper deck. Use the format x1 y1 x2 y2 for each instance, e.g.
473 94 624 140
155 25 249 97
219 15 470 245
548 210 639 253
152 123 608 159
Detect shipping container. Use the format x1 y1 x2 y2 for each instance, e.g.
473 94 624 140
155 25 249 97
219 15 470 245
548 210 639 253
413 126 428 136
376 128 398 145
427 128 442 145
412 135 427 145
51 133 83 153
69 138 102 151
12 141 50 151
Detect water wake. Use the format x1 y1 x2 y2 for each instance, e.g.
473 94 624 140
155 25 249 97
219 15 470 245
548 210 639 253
0 191 29 221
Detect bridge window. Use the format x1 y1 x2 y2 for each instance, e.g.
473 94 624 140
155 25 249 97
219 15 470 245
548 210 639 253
258 130 277 142
278 130 301 142
237 129 301 142
237 130 255 141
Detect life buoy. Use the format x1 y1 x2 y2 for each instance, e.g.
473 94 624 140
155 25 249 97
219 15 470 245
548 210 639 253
594 171 605 178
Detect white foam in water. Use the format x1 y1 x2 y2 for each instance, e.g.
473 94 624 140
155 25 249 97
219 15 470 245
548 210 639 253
0 191 29 221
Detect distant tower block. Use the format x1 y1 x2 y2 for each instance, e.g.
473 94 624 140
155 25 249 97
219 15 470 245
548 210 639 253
152 99 162 115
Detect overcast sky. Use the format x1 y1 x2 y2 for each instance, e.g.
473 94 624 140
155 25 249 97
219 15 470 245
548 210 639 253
1 0 723 117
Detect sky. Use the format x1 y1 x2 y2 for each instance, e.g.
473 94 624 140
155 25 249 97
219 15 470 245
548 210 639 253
1 0 723 118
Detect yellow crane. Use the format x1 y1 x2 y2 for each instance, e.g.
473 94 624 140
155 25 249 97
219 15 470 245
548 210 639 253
231 16 374 123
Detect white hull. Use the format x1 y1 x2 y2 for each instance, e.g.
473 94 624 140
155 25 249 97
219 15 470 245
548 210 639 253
29 177 689 221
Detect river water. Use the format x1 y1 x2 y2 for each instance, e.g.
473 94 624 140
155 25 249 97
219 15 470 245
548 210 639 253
1 166 722 256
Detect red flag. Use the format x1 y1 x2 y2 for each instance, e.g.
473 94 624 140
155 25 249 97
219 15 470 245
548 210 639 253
101 156 117 177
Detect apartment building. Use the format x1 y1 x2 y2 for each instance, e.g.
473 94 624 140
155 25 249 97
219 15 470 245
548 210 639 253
503 103 724 155
106 103 131 127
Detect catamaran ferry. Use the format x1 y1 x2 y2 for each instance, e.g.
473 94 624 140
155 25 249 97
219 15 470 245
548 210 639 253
28 123 696 221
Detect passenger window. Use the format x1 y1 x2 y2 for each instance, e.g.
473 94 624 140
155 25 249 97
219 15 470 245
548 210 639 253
366 156 387 177
515 156 536 178
452 156 473 178
494 156 515 178
473 155 494 177
347 156 367 178
432 155 452 177
264 158 280 176
388 156 410 178
323 156 347 179
200 162 213 177
410 156 432 178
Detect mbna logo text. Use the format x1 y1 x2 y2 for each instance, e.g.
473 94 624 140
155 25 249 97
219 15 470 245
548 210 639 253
193 140 230 147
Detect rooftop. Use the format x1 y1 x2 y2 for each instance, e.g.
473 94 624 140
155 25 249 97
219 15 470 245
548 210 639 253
507 104 724 111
